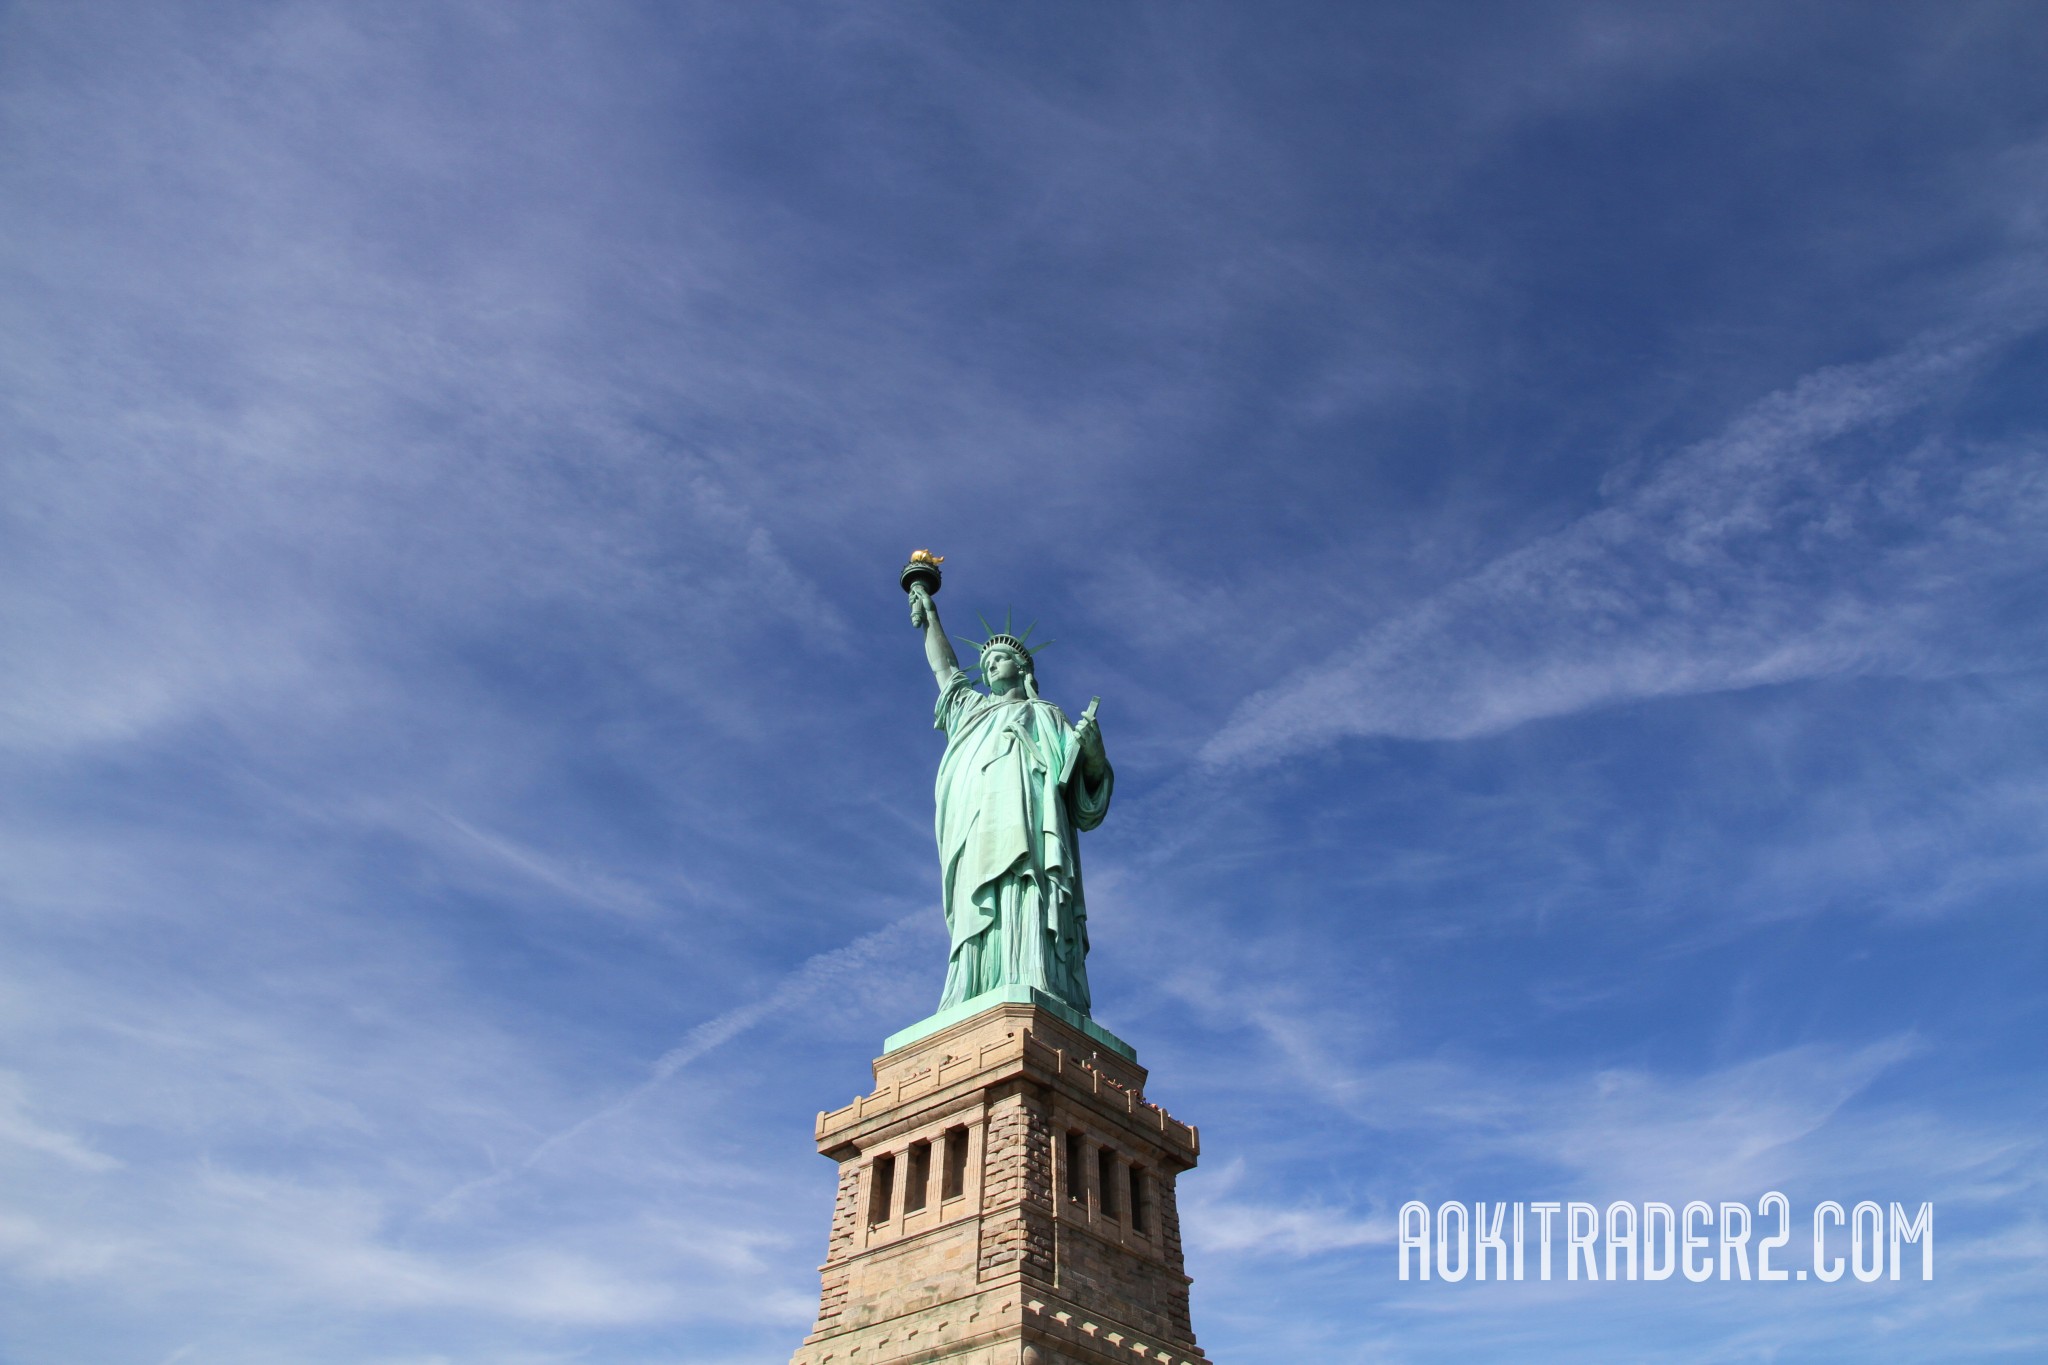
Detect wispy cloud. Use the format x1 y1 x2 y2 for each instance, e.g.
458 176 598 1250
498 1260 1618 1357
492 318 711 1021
1205 318 2048 764
0 1074 121 1173
1229 979 1929 1188
424 914 925 1219
1183 1160 1396 1257
421 806 671 920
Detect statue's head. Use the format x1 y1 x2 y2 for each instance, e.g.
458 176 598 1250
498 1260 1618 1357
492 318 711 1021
982 642 1030 695
974 629 1040 699
963 615 1047 699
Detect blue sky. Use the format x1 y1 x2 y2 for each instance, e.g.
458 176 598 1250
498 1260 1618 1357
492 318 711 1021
2 2 2045 1361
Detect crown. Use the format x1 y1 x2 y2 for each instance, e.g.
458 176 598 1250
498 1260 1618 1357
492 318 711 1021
980 633 1032 664
957 610 1052 678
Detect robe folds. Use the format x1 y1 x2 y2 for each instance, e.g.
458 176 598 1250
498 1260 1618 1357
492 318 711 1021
932 669 1112 1013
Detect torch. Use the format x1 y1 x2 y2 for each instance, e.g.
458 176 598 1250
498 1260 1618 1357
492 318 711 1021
901 549 944 623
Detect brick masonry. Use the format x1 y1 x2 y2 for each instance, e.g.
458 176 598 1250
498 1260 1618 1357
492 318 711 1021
788 1002 1212 1365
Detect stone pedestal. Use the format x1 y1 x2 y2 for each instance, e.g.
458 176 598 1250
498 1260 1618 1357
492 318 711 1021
789 1000 1210 1365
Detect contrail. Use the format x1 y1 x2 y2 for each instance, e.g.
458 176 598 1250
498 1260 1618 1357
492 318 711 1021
422 913 926 1221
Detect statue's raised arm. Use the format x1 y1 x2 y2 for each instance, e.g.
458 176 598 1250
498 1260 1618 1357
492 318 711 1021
898 551 1112 1020
901 549 958 687
905 566 960 690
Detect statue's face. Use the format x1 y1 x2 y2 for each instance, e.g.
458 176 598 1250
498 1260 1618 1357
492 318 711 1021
984 648 1025 692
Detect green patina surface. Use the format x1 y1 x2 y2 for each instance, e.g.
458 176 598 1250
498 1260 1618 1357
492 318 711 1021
901 560 1121 1044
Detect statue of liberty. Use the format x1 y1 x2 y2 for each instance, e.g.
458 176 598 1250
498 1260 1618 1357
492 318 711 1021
902 553 1111 1016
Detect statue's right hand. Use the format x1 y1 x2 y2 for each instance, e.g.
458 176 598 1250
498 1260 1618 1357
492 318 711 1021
908 589 929 629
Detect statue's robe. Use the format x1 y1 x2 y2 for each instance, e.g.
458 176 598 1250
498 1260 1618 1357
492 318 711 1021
933 669 1112 1013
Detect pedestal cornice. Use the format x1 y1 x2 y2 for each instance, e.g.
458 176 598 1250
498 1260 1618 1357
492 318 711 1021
816 1001 1198 1167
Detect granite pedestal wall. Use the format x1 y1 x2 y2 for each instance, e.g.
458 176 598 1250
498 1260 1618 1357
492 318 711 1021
789 1001 1210 1365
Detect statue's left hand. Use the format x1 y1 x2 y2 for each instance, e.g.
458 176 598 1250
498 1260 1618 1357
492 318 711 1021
1076 698 1105 763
